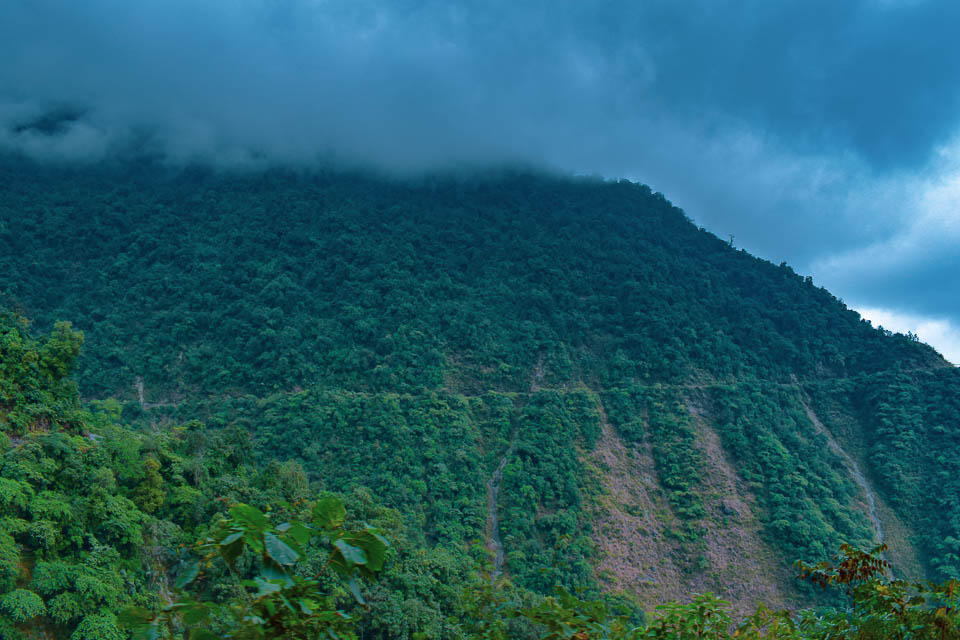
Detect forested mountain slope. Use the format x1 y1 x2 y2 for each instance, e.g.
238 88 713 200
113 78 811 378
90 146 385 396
1 157 958 629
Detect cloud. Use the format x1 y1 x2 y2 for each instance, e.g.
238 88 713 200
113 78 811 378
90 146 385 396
857 306 960 365
814 137 960 317
4 0 647 169
2 0 960 337
4 1 960 171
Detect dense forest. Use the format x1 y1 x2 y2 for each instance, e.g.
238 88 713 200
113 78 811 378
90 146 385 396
1 157 958 637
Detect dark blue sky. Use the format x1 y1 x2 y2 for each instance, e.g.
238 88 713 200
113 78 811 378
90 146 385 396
3 0 959 359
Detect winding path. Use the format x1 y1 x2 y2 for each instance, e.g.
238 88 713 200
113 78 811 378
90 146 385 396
800 399 884 546
486 453 510 579
484 361 545 580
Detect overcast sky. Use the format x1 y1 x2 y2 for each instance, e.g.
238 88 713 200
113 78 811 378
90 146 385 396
3 0 959 361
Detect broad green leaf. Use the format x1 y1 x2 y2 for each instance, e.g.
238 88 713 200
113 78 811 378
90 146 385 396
253 576 282 598
285 522 313 546
334 539 367 565
314 497 346 529
190 629 220 640
221 538 245 565
260 563 295 587
264 531 300 566
230 503 269 530
243 530 265 553
174 561 200 589
219 530 244 546
347 576 366 605
347 529 389 571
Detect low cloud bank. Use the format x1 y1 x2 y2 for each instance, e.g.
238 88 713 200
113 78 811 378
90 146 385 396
3 0 960 356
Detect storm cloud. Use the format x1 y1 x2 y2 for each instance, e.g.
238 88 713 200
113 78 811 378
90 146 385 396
3 0 960 359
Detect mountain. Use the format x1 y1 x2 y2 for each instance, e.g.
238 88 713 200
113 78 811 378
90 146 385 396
1 157 958 636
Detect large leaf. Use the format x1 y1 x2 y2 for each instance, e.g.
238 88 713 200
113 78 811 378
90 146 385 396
243 529 265 553
347 529 389 571
347 576 366 605
230 503 269 531
174 561 200 589
314 497 346 529
264 531 300 566
221 537 245 566
260 562 294 587
252 576 283 598
219 530 244 546
283 522 313 546
334 539 367 565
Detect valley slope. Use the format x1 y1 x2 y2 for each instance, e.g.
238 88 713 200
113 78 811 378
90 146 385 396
1 158 958 624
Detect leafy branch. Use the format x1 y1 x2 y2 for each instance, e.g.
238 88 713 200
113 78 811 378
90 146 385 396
121 496 389 640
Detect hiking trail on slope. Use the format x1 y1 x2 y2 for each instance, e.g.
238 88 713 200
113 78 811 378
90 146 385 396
800 397 884 546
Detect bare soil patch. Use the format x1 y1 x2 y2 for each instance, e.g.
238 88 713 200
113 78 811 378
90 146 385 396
587 398 803 617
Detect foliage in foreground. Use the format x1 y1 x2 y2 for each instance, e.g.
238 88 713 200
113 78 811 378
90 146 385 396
122 497 388 639
454 543 960 639
112 496 959 640
121 534 960 640
1 313 959 638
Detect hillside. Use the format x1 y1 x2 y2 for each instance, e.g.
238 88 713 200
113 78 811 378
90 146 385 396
1 157 959 635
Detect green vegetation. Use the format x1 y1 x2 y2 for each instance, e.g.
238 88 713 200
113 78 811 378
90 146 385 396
604 387 706 524
0 159 938 402
122 497 389 639
0 315 453 638
706 384 872 564
806 368 960 581
1 157 959 636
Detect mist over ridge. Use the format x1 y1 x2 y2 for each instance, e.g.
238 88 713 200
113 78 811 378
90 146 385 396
4 0 960 355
